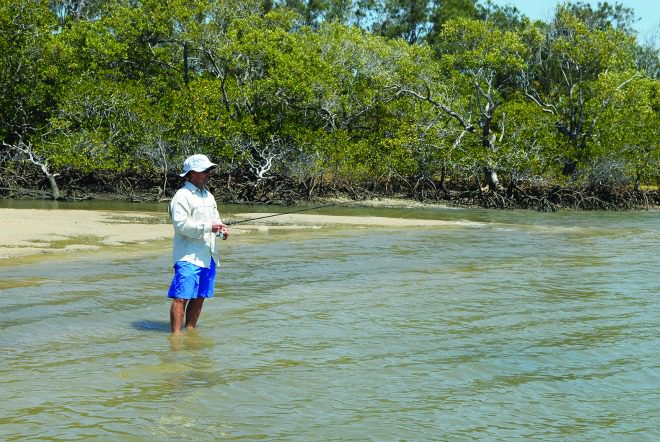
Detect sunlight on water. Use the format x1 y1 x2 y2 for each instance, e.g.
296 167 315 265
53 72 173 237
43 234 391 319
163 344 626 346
1 207 659 441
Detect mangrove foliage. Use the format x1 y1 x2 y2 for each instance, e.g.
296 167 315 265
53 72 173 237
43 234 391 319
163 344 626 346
1 0 658 210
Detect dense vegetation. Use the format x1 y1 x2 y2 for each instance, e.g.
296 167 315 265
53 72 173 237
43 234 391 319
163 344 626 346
1 0 658 210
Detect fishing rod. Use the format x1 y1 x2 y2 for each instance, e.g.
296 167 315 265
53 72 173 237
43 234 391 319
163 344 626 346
225 201 346 226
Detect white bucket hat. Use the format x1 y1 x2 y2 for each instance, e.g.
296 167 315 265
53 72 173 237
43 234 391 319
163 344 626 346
179 154 217 177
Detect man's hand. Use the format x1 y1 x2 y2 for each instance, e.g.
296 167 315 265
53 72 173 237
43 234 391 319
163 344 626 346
212 221 229 239
211 221 223 233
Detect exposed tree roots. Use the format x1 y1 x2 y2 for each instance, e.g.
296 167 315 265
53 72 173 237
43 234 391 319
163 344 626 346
1 167 658 211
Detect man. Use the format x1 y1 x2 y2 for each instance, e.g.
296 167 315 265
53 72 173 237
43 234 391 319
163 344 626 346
168 154 229 334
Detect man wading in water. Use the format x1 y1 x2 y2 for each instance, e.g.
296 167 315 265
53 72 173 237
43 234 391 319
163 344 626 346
167 154 229 334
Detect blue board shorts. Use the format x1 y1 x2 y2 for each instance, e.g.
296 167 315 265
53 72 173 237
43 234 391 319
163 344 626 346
168 259 217 299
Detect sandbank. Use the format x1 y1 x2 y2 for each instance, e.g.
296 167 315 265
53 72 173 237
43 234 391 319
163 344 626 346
0 207 467 263
0 209 172 261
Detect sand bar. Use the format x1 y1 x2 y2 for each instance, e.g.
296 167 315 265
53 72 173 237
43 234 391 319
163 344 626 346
0 208 471 262
0 209 173 261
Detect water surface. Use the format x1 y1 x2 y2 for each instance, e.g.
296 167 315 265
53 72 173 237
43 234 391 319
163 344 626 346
1 205 658 441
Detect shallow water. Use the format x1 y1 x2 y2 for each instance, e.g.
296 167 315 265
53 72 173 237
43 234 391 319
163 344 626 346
1 205 659 441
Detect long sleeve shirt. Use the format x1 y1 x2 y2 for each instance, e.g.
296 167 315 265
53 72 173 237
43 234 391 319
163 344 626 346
169 181 222 268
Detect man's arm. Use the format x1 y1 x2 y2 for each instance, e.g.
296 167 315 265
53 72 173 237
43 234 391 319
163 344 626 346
170 195 212 239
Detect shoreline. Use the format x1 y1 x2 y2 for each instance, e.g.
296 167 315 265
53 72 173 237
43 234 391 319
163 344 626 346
3 198 657 264
0 209 173 263
0 205 468 264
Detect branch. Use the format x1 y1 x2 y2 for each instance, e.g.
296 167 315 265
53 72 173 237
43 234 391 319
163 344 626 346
202 47 232 114
241 136 286 183
524 89 555 113
2 139 59 178
2 138 61 199
395 85 475 132
472 80 500 118
453 129 470 149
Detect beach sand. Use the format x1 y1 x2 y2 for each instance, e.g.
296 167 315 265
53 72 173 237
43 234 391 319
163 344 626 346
0 207 462 262
0 209 173 261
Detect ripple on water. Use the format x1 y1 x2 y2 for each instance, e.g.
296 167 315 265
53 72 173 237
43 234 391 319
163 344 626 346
1 208 659 440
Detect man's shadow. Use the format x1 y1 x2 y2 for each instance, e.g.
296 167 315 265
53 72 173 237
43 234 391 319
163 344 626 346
131 320 170 332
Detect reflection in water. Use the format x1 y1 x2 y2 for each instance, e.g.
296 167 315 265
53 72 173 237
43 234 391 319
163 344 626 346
1 208 659 440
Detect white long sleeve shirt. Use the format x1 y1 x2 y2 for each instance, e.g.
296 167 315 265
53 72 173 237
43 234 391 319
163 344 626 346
169 181 222 268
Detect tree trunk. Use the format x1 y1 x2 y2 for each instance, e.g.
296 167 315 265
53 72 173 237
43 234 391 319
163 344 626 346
3 140 61 200
483 167 500 191
46 173 60 200
562 159 577 176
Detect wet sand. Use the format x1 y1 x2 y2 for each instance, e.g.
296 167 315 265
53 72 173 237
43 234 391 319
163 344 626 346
0 207 464 262
0 209 173 260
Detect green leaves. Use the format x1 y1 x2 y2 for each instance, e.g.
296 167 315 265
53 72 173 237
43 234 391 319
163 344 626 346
438 17 528 72
521 6 643 179
1 0 657 193
0 0 57 138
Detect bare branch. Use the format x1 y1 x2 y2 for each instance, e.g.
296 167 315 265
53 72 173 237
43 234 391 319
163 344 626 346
394 85 475 133
2 138 60 199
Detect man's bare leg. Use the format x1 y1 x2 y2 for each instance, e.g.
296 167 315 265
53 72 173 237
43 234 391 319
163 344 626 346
170 299 188 334
185 298 205 330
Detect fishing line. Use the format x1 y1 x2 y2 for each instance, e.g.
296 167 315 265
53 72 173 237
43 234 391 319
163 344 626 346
224 201 347 226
